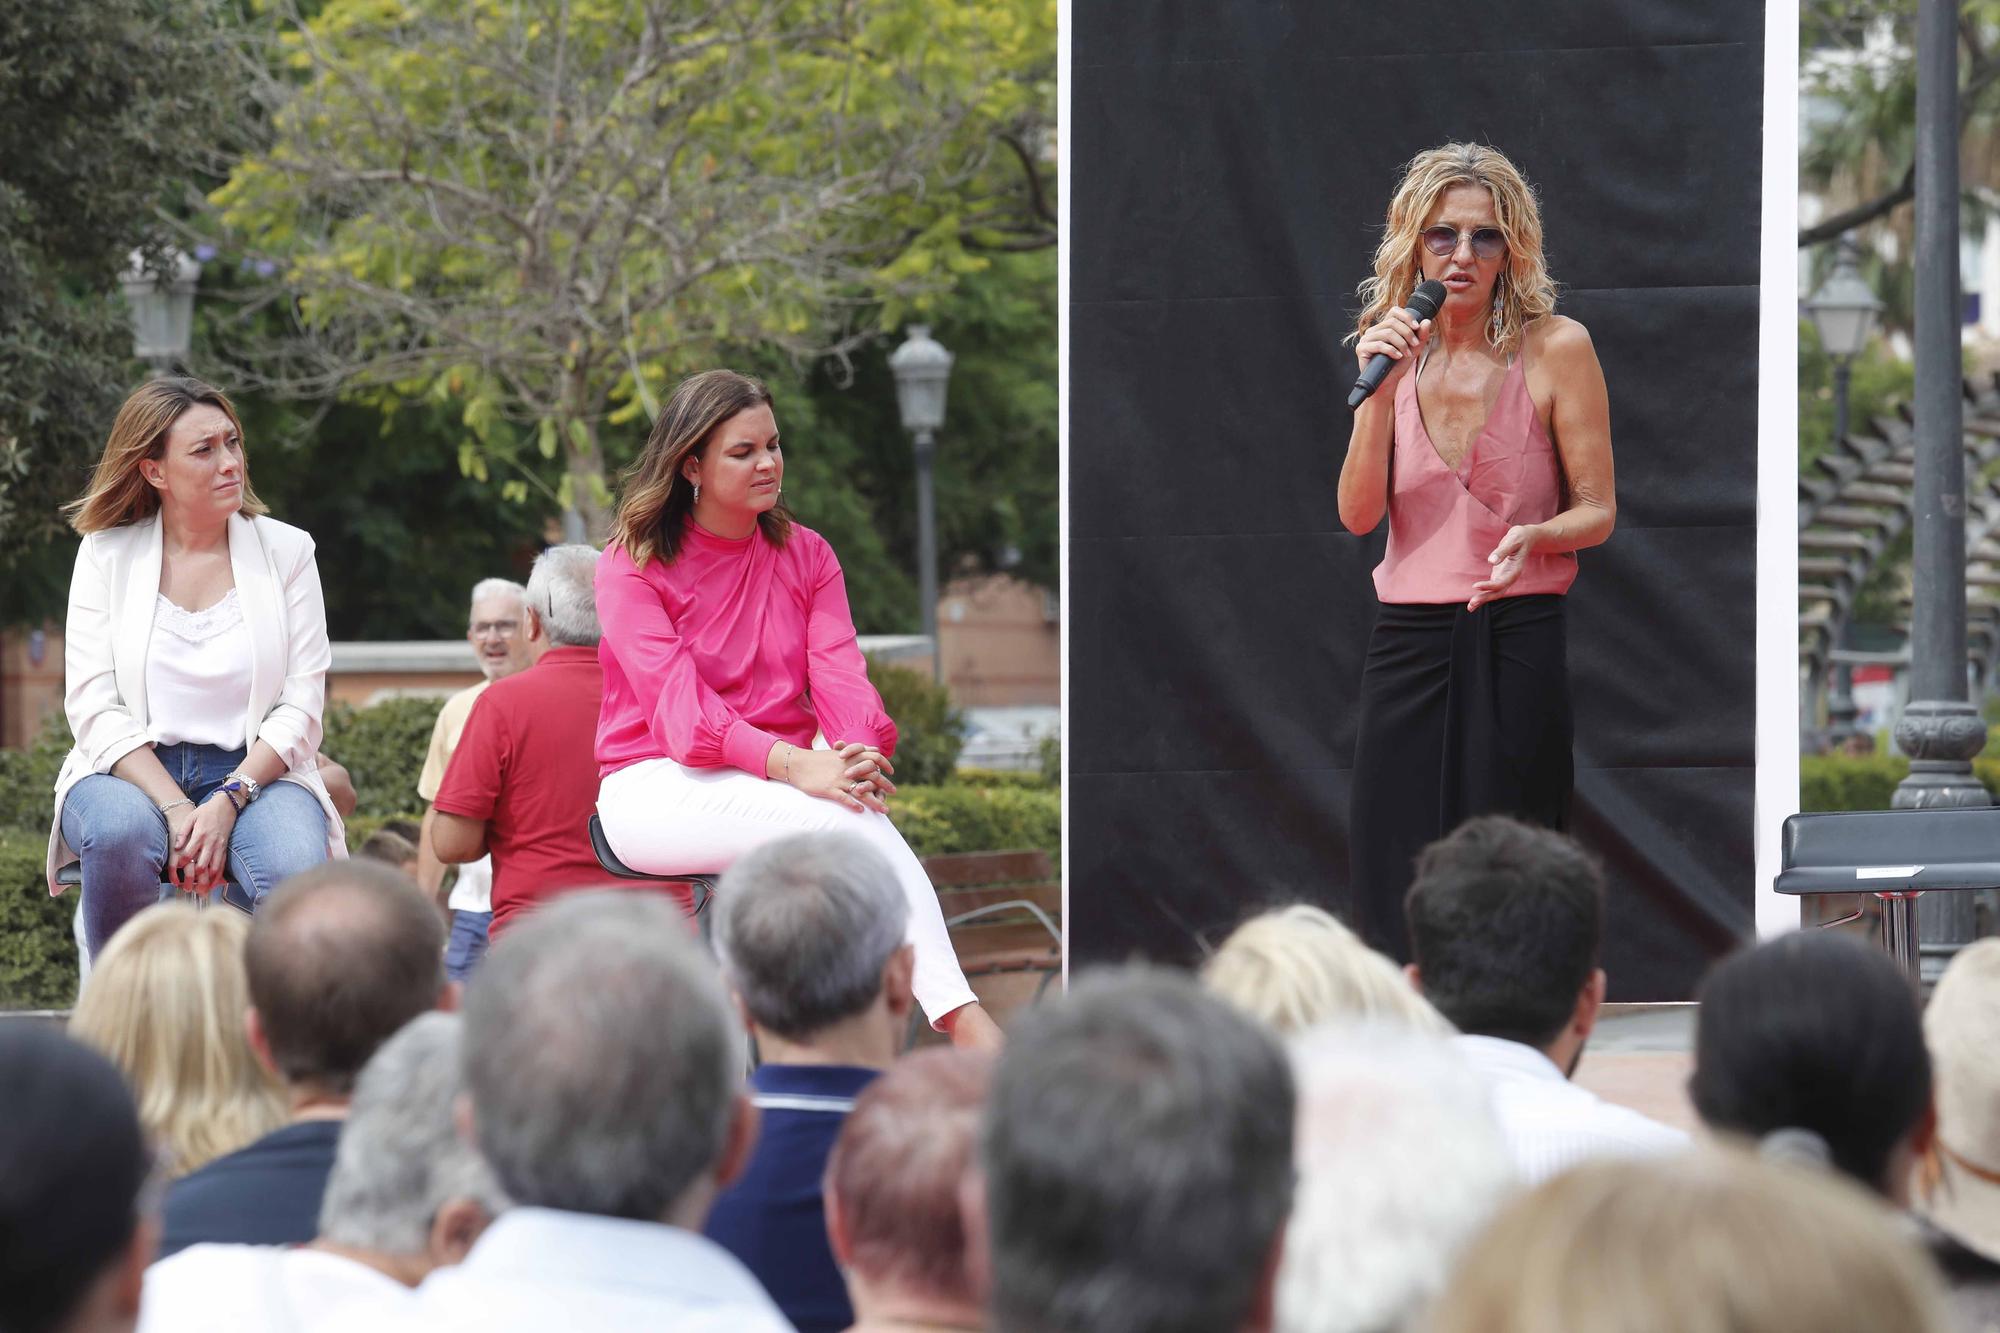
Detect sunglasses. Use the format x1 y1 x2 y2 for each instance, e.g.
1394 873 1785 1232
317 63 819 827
1422 225 1506 261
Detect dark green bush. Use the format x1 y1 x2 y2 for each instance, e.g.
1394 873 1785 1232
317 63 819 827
322 696 447 819
0 829 75 1009
866 658 965 786
0 714 69 834
888 784 1059 860
1801 753 2000 810
951 767 1052 790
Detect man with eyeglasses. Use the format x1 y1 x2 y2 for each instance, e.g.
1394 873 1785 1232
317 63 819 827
417 577 542 980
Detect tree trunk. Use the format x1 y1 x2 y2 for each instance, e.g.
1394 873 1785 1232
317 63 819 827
560 363 613 544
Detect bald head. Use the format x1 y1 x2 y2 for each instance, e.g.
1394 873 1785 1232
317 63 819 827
245 860 446 1096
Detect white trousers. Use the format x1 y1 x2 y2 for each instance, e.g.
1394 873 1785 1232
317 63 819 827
596 757 977 1026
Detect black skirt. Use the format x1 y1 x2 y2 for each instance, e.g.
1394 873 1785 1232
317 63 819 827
1347 594 1573 960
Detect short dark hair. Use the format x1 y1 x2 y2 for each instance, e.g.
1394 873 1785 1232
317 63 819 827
982 968 1295 1333
356 829 417 866
245 860 445 1095
1690 930 1930 1195
0 1028 149 1333
1404 816 1604 1047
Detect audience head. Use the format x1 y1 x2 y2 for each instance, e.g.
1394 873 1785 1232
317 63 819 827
1690 929 1931 1202
69 903 286 1178
978 967 1295 1333
1405 816 1604 1057
316 1013 507 1283
1277 1024 1515 1333
1924 937 2000 1260
524 544 602 648
462 891 748 1227
467 576 534 681
355 828 418 876
1427 1149 1951 1333
715 832 913 1049
0 1028 154 1333
244 860 448 1101
1203 904 1451 1036
826 1048 993 1323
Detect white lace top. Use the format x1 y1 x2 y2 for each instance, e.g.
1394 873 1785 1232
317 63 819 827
146 589 253 750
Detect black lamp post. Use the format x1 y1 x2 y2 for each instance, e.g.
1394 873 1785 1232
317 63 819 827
889 325 954 683
1805 239 1883 447
119 247 201 375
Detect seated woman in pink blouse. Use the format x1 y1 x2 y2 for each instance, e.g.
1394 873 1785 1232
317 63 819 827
594 369 1000 1050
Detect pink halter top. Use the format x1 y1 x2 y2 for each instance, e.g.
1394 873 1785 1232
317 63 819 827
1373 348 1577 605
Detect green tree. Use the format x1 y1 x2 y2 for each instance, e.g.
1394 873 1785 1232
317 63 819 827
211 0 1055 542
0 0 241 627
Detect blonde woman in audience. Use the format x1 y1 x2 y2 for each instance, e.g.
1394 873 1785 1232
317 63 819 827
1202 904 1451 1036
1426 1150 1951 1333
68 902 286 1178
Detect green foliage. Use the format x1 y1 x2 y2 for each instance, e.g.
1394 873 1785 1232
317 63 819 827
0 829 76 1008
1801 752 2000 810
321 696 445 819
887 783 1058 860
1798 319 1916 474
952 766 1051 790
867 658 965 785
0 714 69 833
0 0 244 628
1036 734 1060 787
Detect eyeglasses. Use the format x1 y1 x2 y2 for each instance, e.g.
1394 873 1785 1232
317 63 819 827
1422 225 1506 261
470 620 521 639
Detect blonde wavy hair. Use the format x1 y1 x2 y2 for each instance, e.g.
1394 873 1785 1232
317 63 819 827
69 903 288 1178
1201 904 1451 1037
611 369 791 570
64 377 268 535
1352 142 1559 354
1429 1150 1951 1333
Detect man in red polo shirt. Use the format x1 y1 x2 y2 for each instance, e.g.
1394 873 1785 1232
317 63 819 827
431 545 612 936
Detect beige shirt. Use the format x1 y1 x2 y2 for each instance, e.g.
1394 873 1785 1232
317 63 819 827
421 681 492 913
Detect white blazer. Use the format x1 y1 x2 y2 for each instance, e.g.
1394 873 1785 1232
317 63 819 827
46 512 348 892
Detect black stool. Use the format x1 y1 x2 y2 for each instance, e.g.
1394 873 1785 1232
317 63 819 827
1778 806 2000 985
587 814 717 919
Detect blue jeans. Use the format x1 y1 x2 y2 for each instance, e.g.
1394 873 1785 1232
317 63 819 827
60 742 330 957
446 909 492 982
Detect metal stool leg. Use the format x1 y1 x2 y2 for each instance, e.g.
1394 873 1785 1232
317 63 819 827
1875 890 1923 985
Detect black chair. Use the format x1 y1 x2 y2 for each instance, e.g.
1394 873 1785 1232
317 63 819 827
54 862 253 915
1778 806 2000 984
586 814 717 919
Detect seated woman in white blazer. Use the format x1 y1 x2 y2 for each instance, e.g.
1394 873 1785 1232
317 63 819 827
48 378 344 957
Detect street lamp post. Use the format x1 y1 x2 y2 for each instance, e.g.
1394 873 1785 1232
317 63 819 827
120 248 202 375
1896 0 1989 981
1805 239 1883 447
889 325 954 683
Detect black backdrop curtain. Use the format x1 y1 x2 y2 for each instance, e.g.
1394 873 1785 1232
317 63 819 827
1067 3 1765 998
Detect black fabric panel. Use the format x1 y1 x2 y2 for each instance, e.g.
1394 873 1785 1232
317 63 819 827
1069 2 1766 999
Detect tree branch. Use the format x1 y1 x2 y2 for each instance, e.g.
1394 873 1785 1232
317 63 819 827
1799 163 1914 248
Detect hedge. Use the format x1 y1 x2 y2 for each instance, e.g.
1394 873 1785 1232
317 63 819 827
322 696 446 819
0 830 76 1009
1801 753 2000 811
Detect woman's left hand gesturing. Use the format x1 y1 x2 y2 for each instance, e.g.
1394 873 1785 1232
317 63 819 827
174 793 238 894
1469 524 1539 612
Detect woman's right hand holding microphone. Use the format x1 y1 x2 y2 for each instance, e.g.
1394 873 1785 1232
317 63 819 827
1354 306 1434 395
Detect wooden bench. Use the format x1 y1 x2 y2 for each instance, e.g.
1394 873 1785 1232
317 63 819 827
917 849 1060 1036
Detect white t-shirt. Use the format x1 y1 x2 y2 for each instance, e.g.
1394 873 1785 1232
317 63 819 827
140 1244 415 1332
1453 1034 1688 1185
146 590 252 749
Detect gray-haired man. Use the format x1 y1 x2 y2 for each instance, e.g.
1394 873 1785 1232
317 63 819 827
142 1013 507 1329
433 546 614 936
702 832 916 1333
373 891 789 1331
973 968 1296 1333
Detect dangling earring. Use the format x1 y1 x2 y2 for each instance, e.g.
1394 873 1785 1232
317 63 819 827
691 481 701 504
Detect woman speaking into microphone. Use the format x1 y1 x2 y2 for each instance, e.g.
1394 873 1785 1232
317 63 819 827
1338 143 1615 958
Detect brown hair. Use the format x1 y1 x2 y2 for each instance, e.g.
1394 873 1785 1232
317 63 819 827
65 377 268 534
611 369 790 569
1351 142 1559 355
1429 1150 1951 1333
356 829 418 867
826 1047 993 1303
243 860 446 1097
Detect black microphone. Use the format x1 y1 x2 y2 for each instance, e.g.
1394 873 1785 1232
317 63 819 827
1347 279 1447 409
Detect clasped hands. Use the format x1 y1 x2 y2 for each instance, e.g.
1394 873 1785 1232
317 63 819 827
164 791 238 894
786 741 897 814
